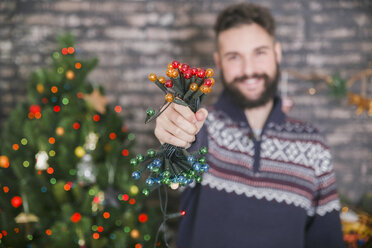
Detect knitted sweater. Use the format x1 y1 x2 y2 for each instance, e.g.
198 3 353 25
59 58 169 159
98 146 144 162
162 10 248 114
177 91 344 248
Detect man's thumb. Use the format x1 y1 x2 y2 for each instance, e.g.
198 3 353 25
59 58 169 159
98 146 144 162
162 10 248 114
196 108 208 121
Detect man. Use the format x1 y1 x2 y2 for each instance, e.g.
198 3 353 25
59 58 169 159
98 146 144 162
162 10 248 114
155 3 344 248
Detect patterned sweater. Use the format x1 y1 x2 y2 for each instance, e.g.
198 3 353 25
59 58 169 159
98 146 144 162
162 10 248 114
177 91 344 248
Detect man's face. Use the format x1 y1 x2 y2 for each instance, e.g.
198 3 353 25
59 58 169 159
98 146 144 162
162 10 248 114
214 23 282 108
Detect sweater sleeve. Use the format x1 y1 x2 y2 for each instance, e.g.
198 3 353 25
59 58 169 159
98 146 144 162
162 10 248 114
305 141 345 248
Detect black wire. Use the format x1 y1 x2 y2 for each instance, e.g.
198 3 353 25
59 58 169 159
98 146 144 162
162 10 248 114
154 185 171 248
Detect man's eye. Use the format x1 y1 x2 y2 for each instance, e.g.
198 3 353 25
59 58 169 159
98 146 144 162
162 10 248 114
227 55 238 60
257 50 266 56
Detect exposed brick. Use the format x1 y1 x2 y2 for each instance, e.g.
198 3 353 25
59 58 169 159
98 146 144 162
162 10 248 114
315 28 356 39
0 0 372 204
104 27 146 40
306 54 362 66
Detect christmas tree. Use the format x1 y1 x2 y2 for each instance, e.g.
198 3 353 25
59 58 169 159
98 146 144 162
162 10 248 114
0 34 158 248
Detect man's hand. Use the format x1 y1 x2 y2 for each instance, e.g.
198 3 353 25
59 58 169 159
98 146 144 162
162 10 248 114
154 103 208 148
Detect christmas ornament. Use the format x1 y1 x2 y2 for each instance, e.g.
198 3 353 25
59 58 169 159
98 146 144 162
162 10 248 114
132 61 213 195
35 151 49 170
66 70 75 80
77 154 96 185
83 89 108 114
138 213 148 223
130 229 140 239
71 212 81 223
15 212 39 224
56 127 65 136
0 155 10 168
36 84 44 93
11 196 23 208
75 146 86 158
83 132 99 151
92 191 104 212
347 69 372 115
341 206 372 247
29 105 41 114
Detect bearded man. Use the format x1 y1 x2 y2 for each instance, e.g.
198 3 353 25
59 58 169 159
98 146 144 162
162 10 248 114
154 3 344 248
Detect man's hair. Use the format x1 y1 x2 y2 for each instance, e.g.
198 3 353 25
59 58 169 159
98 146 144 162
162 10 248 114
214 3 275 37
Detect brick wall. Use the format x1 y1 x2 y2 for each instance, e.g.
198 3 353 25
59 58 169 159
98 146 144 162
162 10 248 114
1 0 371 202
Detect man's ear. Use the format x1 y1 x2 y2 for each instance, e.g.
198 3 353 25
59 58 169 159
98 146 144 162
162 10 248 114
275 42 282 64
214 52 221 69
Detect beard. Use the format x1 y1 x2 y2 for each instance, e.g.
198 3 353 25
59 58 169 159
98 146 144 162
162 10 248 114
221 64 280 109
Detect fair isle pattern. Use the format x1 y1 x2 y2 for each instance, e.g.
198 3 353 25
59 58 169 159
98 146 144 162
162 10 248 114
204 110 340 216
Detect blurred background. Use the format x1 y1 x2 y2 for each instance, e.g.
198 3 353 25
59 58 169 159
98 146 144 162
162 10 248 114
0 0 371 246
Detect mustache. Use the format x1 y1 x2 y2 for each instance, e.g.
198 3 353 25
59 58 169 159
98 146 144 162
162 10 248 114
231 73 269 84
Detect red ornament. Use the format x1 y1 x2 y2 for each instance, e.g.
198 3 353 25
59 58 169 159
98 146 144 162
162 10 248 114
61 48 68 55
93 114 100 122
42 98 48 104
73 122 80 130
115 105 122 113
197 68 206 78
183 69 192 79
164 80 173 88
53 106 61 112
11 196 22 208
171 60 180 69
203 79 212 87
122 194 129 201
109 132 117 140
122 149 129 156
180 210 186 216
71 212 81 223
138 213 148 223
29 105 41 114
190 67 198 75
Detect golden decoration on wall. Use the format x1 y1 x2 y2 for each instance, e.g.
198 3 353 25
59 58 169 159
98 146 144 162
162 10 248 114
347 69 372 116
284 68 372 116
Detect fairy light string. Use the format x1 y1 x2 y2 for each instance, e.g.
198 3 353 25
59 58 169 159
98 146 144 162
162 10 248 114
131 61 214 247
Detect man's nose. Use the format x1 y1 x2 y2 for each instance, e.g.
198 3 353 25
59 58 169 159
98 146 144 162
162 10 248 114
242 56 256 76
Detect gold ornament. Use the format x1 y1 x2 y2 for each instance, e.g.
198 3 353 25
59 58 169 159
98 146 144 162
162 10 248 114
130 185 139 195
83 89 108 114
75 146 86 158
56 127 65 136
66 70 75 80
37 84 44 93
130 229 140 239
347 69 372 115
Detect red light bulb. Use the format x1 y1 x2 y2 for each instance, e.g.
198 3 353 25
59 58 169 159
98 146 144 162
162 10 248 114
197 68 206 78
183 69 192 79
164 80 173 88
171 60 180 69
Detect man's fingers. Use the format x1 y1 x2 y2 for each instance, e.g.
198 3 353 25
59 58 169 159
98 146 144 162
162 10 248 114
167 112 198 135
157 117 196 143
154 126 191 148
173 103 198 124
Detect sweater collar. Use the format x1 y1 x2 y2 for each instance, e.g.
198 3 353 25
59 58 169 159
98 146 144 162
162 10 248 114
214 90 286 126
